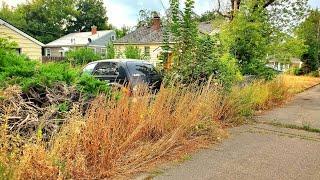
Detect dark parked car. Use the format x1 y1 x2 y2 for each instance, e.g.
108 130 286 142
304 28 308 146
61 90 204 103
83 59 163 92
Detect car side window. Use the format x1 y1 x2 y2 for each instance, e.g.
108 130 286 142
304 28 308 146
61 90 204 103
94 62 119 76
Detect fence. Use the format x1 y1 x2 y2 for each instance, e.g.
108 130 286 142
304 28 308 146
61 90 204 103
42 56 66 63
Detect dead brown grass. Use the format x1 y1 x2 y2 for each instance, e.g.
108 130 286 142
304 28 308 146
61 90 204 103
282 75 320 94
0 75 319 179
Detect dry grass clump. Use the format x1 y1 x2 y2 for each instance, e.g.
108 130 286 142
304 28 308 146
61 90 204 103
0 75 319 179
1 85 229 179
282 75 320 94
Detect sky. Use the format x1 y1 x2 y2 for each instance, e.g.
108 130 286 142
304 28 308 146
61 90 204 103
1 0 320 28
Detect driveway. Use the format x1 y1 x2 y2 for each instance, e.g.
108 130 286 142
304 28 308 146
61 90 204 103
151 86 320 180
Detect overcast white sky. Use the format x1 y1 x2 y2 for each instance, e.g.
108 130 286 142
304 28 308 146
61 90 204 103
1 0 320 28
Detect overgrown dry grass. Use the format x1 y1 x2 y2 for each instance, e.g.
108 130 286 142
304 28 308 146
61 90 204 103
0 75 319 179
282 75 320 94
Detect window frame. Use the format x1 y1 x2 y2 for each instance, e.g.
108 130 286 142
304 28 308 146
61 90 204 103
101 48 106 57
144 46 150 57
45 48 51 57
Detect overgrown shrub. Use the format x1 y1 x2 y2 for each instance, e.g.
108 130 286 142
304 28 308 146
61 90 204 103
0 49 37 88
21 63 79 92
2 75 318 179
215 53 243 89
76 74 111 97
106 43 115 59
124 45 142 59
66 48 101 65
0 48 110 97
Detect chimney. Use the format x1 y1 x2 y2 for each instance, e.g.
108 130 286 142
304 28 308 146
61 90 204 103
151 15 161 31
91 26 97 35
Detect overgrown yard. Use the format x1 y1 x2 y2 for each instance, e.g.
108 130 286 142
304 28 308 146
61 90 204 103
0 74 319 179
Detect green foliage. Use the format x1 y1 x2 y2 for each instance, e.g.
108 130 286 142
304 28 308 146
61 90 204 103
0 0 109 43
137 9 159 27
58 102 70 113
296 10 320 72
269 35 308 64
168 0 200 81
0 37 17 50
220 1 274 79
106 43 115 59
66 48 101 65
68 0 109 32
76 74 111 97
216 54 243 89
0 49 37 88
124 45 142 59
20 63 79 92
20 0 77 43
113 26 130 38
0 43 109 97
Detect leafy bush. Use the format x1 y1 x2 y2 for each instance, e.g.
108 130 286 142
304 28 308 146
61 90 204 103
106 43 115 59
0 48 110 97
66 48 101 65
20 63 79 92
76 74 111 97
309 71 320 77
216 54 243 89
0 37 18 50
124 45 142 59
0 49 37 88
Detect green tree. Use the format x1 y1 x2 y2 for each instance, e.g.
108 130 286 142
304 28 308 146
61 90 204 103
215 0 308 33
168 0 199 81
66 48 101 65
220 0 273 78
137 9 159 27
68 0 108 32
114 26 130 38
22 0 77 43
124 45 142 59
296 10 320 72
269 34 307 64
106 43 115 59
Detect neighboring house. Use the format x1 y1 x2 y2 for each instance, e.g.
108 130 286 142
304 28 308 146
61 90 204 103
114 16 216 66
45 26 116 60
0 18 44 60
267 58 303 72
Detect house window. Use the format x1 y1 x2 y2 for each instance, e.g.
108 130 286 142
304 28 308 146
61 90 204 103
45 48 51 56
144 46 150 57
15 48 21 54
111 35 115 41
101 48 106 57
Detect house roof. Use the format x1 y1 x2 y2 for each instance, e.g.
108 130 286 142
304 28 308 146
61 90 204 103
114 22 217 45
46 30 115 47
0 18 44 47
114 26 173 44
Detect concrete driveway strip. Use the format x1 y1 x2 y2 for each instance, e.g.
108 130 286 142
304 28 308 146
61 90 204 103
256 85 320 129
153 86 320 180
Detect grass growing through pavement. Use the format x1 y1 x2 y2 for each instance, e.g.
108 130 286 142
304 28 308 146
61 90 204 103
0 75 319 179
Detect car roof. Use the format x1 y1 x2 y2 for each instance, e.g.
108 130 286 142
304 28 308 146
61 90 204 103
87 59 151 65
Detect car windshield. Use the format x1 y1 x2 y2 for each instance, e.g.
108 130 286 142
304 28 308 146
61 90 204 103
83 62 98 74
126 62 157 77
